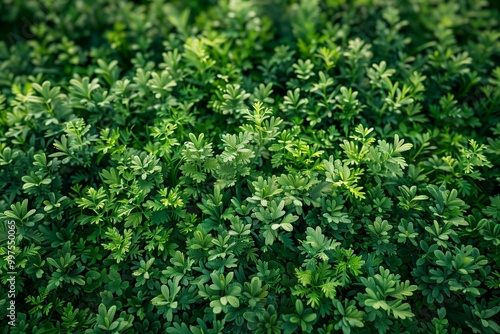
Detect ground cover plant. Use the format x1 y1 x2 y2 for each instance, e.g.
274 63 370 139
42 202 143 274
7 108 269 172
0 0 500 332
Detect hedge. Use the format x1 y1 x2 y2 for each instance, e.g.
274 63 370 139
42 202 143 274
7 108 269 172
0 0 499 333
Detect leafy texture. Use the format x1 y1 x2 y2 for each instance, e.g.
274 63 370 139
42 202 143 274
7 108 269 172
0 0 499 333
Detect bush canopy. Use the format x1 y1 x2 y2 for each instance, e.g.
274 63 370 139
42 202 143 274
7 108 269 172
1 0 500 333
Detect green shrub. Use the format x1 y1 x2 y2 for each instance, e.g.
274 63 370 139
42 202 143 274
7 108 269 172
1 0 499 333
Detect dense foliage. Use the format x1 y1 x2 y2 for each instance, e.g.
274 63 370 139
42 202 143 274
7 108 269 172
1 0 500 333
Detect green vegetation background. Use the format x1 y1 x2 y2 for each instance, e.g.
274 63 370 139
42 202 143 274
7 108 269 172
0 0 499 333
